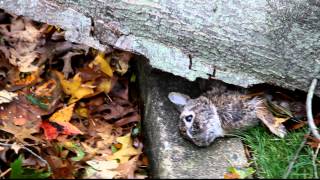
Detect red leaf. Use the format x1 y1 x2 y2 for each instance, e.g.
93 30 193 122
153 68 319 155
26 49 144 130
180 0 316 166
57 121 83 135
40 121 59 140
41 121 82 140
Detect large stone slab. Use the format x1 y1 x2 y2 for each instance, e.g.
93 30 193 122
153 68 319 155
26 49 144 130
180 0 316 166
0 0 319 96
137 58 248 178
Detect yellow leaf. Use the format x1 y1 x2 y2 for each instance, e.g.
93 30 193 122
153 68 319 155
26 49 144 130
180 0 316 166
75 107 88 118
97 78 112 94
11 70 40 86
55 71 94 104
89 52 113 77
274 117 290 127
49 103 75 123
48 104 83 135
107 133 141 163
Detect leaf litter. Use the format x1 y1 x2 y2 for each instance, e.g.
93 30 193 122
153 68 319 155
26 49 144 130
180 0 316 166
0 10 147 179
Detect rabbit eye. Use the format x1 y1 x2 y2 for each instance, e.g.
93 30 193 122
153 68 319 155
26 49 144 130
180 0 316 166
185 115 193 122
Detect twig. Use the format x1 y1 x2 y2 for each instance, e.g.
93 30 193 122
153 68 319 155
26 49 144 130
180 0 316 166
312 144 320 178
307 79 320 140
0 168 11 178
0 142 51 173
282 131 310 179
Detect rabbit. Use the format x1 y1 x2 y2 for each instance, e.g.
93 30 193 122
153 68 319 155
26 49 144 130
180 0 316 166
168 82 297 147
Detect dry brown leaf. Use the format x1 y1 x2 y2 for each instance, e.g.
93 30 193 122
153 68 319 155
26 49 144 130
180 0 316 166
0 95 46 144
13 117 27 126
114 112 141 127
111 51 133 75
46 155 76 179
85 159 120 179
34 79 57 97
116 155 139 179
110 79 129 100
1 121 41 144
256 105 287 138
305 135 320 149
61 51 82 78
9 47 39 72
89 99 136 121
11 142 22 154
8 20 42 43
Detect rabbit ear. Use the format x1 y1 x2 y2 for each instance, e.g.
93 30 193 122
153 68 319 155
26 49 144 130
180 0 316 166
168 92 190 106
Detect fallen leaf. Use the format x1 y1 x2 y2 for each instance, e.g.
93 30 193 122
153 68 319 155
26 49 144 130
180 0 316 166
265 98 293 118
40 121 59 140
49 103 75 123
224 172 240 179
78 67 103 82
7 68 40 90
114 112 141 127
85 159 119 179
45 154 75 179
107 133 142 163
116 155 139 179
75 107 89 118
89 52 113 77
34 79 57 97
11 143 22 154
1 121 41 144
305 135 320 149
61 141 85 161
90 99 137 121
8 20 42 43
87 159 119 170
61 51 82 78
42 104 83 139
55 71 94 104
60 121 83 134
9 47 39 72
224 167 255 179
10 155 51 179
0 95 46 144
110 51 133 75
97 78 112 94
26 94 49 110
0 89 18 104
13 117 27 126
256 104 287 138
274 117 290 127
110 79 129 100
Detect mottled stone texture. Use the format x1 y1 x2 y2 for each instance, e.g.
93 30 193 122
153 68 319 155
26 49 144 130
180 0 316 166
137 58 248 178
0 0 319 95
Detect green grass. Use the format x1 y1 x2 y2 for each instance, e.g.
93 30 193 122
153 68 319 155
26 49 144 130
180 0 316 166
238 126 320 179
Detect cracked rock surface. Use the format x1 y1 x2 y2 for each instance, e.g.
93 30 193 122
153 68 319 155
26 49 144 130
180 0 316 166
1 0 319 96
